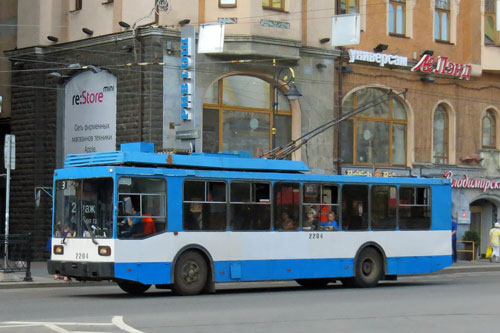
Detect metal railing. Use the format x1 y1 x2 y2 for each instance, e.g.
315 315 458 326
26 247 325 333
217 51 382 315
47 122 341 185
0 233 33 281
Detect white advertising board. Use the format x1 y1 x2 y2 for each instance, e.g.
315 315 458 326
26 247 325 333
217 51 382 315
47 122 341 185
331 14 361 46
198 23 225 53
64 71 117 157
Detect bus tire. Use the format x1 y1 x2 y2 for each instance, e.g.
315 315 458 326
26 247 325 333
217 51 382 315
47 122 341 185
352 247 383 288
295 278 331 288
172 251 208 296
117 280 151 295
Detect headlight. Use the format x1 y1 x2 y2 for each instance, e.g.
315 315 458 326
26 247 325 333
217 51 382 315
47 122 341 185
98 246 111 256
53 245 64 255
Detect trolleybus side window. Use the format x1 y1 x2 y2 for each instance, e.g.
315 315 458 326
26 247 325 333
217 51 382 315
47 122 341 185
117 177 167 238
230 182 271 231
183 180 227 231
274 182 300 231
54 178 113 239
371 185 397 230
399 187 431 230
342 185 369 231
302 183 339 231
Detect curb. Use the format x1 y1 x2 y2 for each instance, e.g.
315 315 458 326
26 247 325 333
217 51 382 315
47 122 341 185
434 264 500 275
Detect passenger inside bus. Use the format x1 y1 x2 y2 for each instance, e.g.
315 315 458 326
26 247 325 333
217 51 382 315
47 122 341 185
303 208 319 231
278 211 297 230
119 198 144 238
320 211 338 231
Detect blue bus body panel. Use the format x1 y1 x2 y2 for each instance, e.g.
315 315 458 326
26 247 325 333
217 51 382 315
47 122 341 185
114 255 451 285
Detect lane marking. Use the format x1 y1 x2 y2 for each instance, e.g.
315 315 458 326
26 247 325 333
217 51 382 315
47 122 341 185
112 316 144 333
0 316 143 332
45 323 69 333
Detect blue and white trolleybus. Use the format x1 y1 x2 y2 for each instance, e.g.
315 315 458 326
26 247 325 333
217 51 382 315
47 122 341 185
48 142 452 295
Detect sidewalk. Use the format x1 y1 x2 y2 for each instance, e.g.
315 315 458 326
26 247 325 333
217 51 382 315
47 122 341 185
0 261 114 289
1 259 500 289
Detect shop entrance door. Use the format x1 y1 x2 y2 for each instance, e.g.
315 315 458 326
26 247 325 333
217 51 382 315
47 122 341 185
470 206 483 253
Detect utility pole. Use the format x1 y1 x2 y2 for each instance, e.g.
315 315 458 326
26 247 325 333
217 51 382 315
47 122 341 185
335 48 345 175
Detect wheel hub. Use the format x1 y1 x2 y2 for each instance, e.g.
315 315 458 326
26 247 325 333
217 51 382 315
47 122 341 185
362 259 373 276
183 261 199 284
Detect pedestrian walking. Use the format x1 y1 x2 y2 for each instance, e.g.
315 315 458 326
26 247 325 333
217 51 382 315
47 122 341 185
488 222 500 262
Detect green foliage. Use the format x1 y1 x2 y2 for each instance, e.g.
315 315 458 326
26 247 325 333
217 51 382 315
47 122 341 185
462 230 481 244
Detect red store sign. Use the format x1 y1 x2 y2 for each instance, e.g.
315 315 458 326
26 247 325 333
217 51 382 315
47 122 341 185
444 171 500 192
411 55 471 80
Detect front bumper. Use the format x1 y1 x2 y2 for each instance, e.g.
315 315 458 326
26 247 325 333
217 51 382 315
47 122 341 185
48 260 114 281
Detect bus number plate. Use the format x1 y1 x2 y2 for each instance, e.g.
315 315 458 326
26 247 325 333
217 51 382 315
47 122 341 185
309 233 323 239
75 252 89 260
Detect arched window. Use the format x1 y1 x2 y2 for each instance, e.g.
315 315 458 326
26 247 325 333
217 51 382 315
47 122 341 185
482 110 497 148
341 88 407 166
433 104 449 164
202 75 292 157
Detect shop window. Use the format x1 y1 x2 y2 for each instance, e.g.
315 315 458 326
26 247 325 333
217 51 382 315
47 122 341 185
482 110 497 148
203 75 292 157
337 0 359 14
389 0 406 36
432 104 449 164
434 0 450 42
262 0 284 11
341 88 407 166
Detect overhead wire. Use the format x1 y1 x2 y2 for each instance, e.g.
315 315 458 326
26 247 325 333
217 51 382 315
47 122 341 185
263 89 407 159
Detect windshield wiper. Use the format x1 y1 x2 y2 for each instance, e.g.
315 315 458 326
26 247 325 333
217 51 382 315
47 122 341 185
83 220 98 245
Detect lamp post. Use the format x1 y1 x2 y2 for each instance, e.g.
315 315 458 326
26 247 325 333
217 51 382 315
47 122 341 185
271 59 302 150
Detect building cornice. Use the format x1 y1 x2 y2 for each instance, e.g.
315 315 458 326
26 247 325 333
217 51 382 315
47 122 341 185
4 27 180 58
5 27 340 61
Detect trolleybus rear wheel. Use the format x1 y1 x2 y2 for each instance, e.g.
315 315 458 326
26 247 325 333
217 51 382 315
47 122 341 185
117 280 151 295
352 247 383 288
173 251 208 296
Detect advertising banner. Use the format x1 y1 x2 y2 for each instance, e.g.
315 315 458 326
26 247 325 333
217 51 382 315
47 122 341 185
64 71 117 157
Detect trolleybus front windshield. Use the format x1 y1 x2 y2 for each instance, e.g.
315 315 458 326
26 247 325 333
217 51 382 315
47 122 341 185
54 178 113 239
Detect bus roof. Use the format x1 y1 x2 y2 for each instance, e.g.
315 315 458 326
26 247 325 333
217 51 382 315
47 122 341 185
64 142 310 173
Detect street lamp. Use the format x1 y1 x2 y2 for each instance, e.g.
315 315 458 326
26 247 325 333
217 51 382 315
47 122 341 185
272 60 302 150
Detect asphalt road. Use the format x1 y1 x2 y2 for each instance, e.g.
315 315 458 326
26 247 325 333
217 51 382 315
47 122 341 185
0 271 499 332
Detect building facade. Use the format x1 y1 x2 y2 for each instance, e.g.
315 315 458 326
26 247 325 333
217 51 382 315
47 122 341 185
3 0 500 257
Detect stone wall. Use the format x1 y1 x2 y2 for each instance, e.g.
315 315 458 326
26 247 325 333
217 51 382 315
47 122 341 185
8 30 167 258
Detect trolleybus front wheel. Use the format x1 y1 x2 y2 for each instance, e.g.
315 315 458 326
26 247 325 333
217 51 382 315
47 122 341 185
117 280 151 295
173 251 208 296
